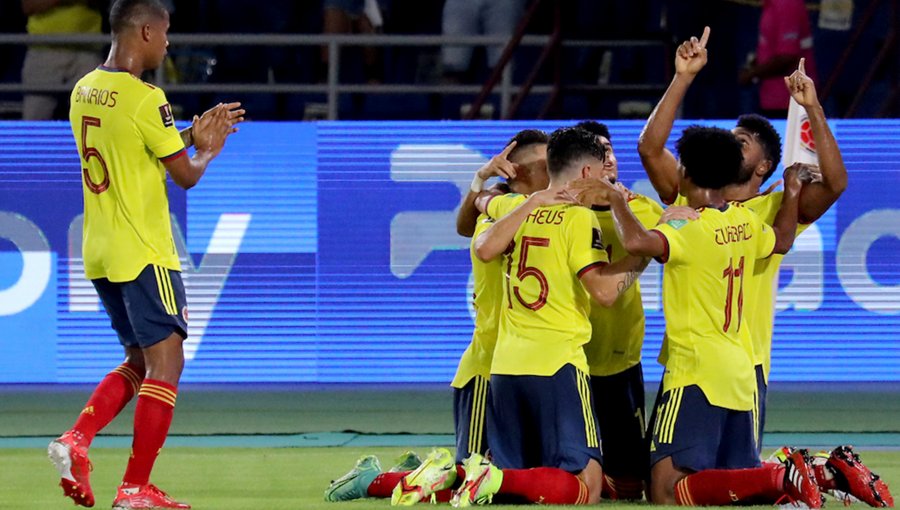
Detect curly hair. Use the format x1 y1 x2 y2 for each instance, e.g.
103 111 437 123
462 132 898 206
676 126 744 189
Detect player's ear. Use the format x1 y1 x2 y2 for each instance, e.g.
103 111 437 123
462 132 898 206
756 160 772 178
581 165 591 179
142 24 152 42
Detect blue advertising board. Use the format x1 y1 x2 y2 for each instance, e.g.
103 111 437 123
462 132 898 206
0 120 897 383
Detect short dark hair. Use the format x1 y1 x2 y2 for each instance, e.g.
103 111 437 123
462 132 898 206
736 114 782 181
573 120 611 142
676 126 743 189
547 127 606 176
110 0 168 34
506 129 549 162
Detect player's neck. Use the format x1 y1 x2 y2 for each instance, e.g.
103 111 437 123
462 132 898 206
103 42 146 77
721 180 758 202
686 187 726 210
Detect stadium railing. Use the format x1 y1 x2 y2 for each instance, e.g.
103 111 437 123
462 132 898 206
0 33 668 120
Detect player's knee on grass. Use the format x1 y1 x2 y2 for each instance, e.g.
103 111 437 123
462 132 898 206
578 458 604 504
650 457 686 505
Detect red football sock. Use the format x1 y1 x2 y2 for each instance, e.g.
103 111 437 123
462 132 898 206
122 379 177 486
500 467 590 504
674 464 784 506
367 472 407 498
367 465 465 499
73 363 144 447
602 473 645 500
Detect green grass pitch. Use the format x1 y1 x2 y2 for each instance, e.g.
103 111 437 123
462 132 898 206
2 446 897 509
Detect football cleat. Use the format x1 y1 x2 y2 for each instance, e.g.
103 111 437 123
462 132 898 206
111 483 190 509
824 446 894 508
388 451 422 473
324 455 382 502
781 449 823 509
48 430 94 507
451 453 503 508
391 448 456 506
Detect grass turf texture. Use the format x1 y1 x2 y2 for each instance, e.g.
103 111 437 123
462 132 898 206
2 446 898 510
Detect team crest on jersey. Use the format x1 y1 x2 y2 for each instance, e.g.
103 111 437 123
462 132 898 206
591 228 605 250
159 103 175 127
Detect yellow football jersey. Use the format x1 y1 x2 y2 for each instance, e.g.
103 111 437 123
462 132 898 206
739 192 811 382
653 203 776 410
27 3 101 34
70 67 186 282
452 214 504 388
585 194 664 376
487 194 610 376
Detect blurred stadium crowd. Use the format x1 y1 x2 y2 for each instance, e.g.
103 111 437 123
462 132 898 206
0 0 896 121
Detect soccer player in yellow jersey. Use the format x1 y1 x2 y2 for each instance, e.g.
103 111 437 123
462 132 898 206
444 127 651 506
572 120 664 501
576 125 825 507
47 1 243 508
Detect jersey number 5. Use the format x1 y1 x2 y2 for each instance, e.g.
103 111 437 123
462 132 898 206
722 256 745 332
80 116 110 194
510 236 550 311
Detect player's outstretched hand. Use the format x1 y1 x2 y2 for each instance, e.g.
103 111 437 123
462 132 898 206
784 58 819 108
782 162 807 196
658 205 700 225
198 102 245 135
476 140 522 180
192 103 232 157
529 187 576 208
566 177 621 207
675 26 710 77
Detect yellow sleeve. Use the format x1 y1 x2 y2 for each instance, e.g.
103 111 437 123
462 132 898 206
748 210 777 259
567 207 609 276
651 219 691 265
135 88 185 160
486 193 525 220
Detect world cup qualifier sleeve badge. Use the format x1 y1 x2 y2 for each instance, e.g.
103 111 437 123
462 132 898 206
158 103 175 128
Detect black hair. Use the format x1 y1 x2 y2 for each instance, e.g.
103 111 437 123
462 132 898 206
572 120 611 142
506 129 549 162
736 114 782 181
110 0 168 34
546 127 606 176
676 126 744 189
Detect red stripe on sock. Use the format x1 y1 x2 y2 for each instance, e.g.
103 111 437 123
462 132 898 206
122 379 177 486
73 363 144 447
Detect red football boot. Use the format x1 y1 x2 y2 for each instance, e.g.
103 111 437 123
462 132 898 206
47 430 94 507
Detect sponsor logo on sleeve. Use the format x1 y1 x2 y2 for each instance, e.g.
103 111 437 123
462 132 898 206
591 228 605 250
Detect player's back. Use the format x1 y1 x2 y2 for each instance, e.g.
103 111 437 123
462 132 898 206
652 203 775 410
488 196 607 377
70 67 185 282
586 194 663 376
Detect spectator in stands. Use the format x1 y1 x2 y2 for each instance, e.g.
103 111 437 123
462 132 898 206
20 0 105 120
322 0 382 83
739 0 817 118
441 0 527 82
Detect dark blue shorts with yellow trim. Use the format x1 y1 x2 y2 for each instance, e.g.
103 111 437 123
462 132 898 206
92 264 188 349
487 364 602 473
592 362 648 478
453 375 491 464
754 364 767 455
648 384 758 472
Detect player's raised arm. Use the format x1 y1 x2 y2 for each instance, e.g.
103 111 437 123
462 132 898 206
784 59 848 223
638 26 710 204
165 103 236 190
456 141 518 237
473 188 572 262
769 163 803 254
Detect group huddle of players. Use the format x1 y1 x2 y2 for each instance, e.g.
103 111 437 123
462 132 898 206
323 28 894 508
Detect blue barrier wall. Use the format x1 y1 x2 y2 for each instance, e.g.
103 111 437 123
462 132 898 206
0 120 897 383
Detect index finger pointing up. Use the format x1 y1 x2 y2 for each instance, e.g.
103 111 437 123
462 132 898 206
798 57 806 75
499 140 517 158
698 26 711 49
